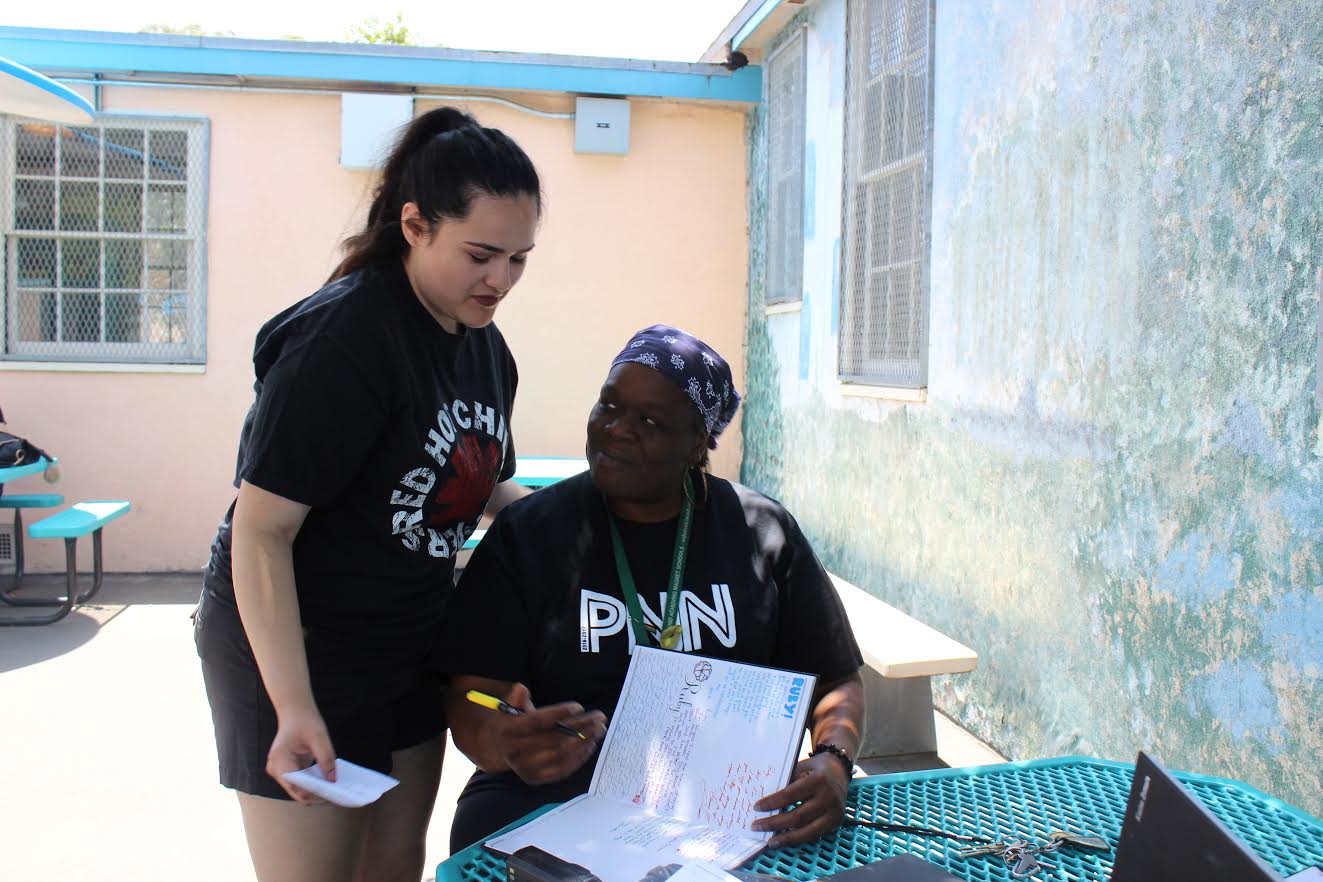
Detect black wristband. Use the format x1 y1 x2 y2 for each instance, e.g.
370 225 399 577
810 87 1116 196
811 742 855 776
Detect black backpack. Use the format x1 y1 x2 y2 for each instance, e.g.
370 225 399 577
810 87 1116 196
0 431 52 470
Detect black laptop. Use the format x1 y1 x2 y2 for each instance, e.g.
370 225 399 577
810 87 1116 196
1111 751 1283 881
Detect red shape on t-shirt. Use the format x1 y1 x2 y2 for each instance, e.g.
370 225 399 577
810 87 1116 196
427 433 502 526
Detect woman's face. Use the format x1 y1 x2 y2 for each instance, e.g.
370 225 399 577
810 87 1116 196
587 362 709 514
401 193 539 333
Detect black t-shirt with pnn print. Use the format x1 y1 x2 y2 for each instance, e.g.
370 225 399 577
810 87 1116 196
439 470 863 800
201 260 517 672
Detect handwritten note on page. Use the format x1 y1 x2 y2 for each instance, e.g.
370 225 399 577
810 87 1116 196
484 648 817 882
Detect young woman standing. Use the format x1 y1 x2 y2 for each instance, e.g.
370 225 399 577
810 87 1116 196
194 107 540 882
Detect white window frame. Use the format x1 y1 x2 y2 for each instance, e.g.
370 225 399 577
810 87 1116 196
839 0 935 389
0 112 209 365
765 27 808 307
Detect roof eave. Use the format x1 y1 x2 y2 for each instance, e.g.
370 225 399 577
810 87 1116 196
701 0 811 65
0 26 763 104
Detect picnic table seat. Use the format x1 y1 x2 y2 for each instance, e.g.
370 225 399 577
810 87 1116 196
1 492 65 594
0 500 130 627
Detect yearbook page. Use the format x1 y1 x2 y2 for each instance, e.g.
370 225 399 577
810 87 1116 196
485 648 817 882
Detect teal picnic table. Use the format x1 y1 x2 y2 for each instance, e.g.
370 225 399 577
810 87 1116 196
0 457 63 579
0 457 131 626
436 756 1323 881
0 457 54 485
511 456 588 489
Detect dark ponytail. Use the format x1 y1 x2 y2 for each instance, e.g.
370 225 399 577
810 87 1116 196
330 106 542 281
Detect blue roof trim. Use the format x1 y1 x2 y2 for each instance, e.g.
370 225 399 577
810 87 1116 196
0 54 94 122
0 29 763 103
733 0 785 52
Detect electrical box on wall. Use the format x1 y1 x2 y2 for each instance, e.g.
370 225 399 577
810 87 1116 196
340 93 414 170
574 97 630 155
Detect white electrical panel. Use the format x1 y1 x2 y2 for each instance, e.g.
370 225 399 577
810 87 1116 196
574 97 630 155
0 524 14 575
340 93 415 170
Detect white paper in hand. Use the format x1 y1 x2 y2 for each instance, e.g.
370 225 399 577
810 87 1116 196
281 759 399 807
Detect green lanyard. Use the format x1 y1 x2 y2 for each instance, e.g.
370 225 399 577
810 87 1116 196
604 472 695 651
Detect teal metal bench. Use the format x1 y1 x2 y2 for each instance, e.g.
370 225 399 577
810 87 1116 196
0 492 64 594
0 500 131 627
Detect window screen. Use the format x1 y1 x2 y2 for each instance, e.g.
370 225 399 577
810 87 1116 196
840 0 933 387
1 116 208 363
766 29 807 306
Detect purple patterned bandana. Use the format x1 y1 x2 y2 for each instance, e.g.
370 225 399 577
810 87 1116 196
611 324 741 449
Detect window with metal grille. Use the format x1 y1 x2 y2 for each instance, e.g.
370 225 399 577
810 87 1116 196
766 29 808 306
1 115 208 364
840 0 933 387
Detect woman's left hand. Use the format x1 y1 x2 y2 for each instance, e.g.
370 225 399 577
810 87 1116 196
751 752 850 848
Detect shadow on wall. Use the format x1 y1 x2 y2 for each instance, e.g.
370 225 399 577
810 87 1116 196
741 316 788 502
740 100 788 501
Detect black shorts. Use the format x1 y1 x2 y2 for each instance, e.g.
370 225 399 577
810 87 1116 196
194 596 447 801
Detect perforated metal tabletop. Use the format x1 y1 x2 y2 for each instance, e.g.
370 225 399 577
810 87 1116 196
436 756 1323 881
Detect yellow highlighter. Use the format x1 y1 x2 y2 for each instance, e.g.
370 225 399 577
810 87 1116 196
465 689 588 741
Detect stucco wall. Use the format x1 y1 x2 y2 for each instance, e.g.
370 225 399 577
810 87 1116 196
2 85 747 572
744 0 1323 815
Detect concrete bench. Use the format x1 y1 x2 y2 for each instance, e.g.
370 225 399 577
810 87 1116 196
828 573 978 762
0 500 131 627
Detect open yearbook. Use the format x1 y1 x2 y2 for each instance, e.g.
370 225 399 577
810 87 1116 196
485 647 817 882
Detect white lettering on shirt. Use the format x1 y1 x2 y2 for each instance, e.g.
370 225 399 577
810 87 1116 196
577 586 738 655
473 401 496 436
424 430 450 468
437 406 458 442
452 400 472 430
684 583 736 651
427 527 452 559
391 467 435 507
392 510 423 536
580 590 628 653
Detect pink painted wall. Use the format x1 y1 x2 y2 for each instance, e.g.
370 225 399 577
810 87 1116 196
2 86 748 572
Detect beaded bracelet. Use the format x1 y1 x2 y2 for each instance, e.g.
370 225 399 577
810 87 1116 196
810 742 855 776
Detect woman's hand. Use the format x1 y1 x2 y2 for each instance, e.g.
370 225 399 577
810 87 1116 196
447 676 608 782
265 703 338 805
751 752 851 848
232 481 330 804
492 683 608 785
753 671 864 848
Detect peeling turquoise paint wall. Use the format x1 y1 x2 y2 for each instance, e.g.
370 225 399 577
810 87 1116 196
743 0 1323 815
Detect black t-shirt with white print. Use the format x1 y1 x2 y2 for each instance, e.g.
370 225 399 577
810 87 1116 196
439 470 863 807
201 260 516 673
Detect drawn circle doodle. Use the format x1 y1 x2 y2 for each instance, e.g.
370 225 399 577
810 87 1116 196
692 660 713 682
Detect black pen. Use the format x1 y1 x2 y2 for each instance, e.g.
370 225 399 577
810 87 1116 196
465 689 588 740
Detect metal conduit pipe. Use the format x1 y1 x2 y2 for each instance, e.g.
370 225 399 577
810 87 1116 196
51 77 576 119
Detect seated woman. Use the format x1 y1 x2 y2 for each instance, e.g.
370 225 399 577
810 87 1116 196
440 325 864 853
